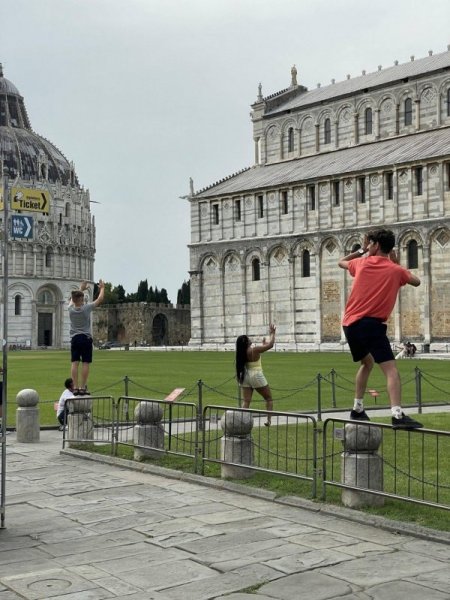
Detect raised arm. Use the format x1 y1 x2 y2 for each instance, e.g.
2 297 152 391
389 250 421 287
93 279 105 307
251 324 276 357
338 235 369 270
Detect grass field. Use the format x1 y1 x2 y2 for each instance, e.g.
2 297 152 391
3 349 450 427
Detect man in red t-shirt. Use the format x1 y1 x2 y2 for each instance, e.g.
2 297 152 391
339 228 422 429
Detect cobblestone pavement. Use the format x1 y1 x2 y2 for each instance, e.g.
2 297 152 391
1 430 449 600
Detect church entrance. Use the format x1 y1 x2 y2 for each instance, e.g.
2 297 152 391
38 312 53 347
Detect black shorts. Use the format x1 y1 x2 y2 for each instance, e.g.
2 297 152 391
71 334 93 363
343 317 394 364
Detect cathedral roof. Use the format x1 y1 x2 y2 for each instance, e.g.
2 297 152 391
0 63 77 185
262 48 450 115
194 126 450 198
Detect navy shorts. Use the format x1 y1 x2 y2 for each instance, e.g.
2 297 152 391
71 334 93 363
343 317 394 364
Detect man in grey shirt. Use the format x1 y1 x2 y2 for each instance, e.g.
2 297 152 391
68 280 105 394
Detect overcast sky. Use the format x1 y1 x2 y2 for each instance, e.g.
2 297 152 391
1 0 449 302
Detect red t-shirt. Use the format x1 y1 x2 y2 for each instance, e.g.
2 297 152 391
342 256 412 326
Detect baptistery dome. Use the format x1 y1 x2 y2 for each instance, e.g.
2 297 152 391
0 64 96 349
0 63 77 185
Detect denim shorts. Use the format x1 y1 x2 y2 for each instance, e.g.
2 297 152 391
343 317 394 364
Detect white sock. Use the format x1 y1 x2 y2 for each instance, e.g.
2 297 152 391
391 406 403 419
353 399 364 412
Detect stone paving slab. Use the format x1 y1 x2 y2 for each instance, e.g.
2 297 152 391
321 550 448 587
1 430 450 600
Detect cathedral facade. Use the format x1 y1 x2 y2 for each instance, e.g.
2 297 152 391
188 48 450 349
0 65 95 348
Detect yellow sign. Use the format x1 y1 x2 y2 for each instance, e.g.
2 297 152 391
11 187 51 214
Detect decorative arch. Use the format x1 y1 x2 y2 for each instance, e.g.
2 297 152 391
264 124 281 163
281 119 297 156
335 103 353 148
299 115 315 155
378 93 397 138
268 243 289 266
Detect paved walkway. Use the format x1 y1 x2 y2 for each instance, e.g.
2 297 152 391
1 430 450 600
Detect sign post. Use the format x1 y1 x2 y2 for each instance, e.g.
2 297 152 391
1 173 8 529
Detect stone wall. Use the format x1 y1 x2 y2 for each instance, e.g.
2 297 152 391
93 303 191 346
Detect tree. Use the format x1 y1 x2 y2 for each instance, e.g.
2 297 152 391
177 280 190 305
136 279 149 302
114 284 126 303
159 288 169 304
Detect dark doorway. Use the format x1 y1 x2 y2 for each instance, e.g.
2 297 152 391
152 314 168 345
38 313 53 346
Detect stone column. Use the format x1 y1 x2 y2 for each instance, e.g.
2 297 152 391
220 410 253 479
68 396 94 447
353 112 359 144
16 388 40 443
134 401 164 461
341 422 384 508
374 108 380 139
422 243 431 344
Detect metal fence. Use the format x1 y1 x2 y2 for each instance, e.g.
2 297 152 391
61 396 450 512
201 406 318 496
62 396 115 447
114 396 199 462
322 417 450 510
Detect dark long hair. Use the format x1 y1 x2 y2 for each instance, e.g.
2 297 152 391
235 335 250 384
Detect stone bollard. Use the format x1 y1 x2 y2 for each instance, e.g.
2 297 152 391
16 389 40 442
134 401 165 461
220 410 254 480
68 396 94 447
341 422 384 508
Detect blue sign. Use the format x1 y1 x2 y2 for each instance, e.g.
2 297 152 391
11 215 33 239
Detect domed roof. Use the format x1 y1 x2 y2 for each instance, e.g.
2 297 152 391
0 63 77 186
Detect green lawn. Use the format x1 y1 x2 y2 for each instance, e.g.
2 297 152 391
3 349 450 427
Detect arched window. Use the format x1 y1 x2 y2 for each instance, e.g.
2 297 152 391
252 258 261 281
447 88 450 117
65 203 71 218
407 240 418 269
14 295 22 316
302 250 310 277
287 127 294 152
404 98 413 126
38 290 54 305
324 118 331 144
364 107 372 134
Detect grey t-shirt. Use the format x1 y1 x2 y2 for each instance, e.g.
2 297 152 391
68 302 95 338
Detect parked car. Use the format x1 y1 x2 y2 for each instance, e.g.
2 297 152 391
98 341 123 350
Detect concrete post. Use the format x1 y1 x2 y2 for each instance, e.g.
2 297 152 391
133 401 164 461
68 396 94 447
16 389 40 443
220 410 253 479
341 423 384 508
